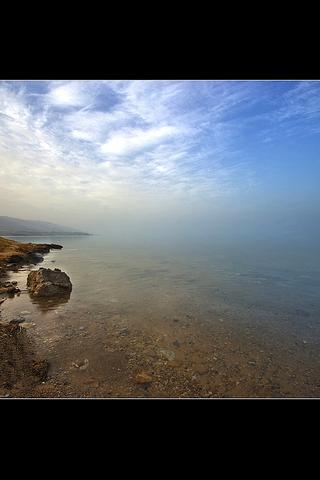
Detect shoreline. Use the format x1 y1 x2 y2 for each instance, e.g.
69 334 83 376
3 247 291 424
0 236 62 269
3 233 91 237
0 236 63 397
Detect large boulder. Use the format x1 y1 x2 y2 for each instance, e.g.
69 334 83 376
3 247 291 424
27 268 72 297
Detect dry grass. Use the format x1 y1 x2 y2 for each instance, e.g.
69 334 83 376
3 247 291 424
0 236 42 261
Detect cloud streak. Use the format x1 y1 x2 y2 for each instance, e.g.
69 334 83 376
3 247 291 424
0 80 319 230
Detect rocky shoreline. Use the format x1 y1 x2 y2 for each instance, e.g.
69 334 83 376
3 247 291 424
0 236 63 397
0 237 63 297
0 236 62 270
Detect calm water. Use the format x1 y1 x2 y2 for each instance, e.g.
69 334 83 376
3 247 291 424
4 235 319 333
2 235 320 396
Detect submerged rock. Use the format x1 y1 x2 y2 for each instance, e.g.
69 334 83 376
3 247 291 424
48 244 63 250
0 282 21 296
135 372 153 385
159 349 176 361
72 359 89 370
10 317 26 324
27 268 72 297
32 360 49 381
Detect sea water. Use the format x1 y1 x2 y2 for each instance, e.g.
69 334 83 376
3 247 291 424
1 235 320 396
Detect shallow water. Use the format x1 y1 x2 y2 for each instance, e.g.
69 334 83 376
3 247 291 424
1 235 320 397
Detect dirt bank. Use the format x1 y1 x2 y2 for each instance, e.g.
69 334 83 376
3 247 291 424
0 236 62 272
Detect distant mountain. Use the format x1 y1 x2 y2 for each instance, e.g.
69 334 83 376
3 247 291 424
0 216 90 236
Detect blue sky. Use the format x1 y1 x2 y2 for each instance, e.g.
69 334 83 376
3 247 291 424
0 80 319 238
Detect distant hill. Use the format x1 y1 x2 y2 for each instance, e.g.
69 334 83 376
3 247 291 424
0 216 90 236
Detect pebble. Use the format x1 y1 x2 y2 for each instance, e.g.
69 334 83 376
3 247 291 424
72 359 89 370
10 317 25 324
119 328 129 336
160 349 176 361
196 366 209 375
135 372 153 385
20 311 31 315
22 322 36 329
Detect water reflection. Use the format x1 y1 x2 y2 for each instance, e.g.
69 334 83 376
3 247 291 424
29 292 71 312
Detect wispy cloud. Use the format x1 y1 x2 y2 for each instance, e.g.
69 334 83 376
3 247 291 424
0 80 319 227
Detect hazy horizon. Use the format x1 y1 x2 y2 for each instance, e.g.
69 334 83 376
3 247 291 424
1 80 319 248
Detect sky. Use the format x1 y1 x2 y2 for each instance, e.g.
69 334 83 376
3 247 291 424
0 80 319 246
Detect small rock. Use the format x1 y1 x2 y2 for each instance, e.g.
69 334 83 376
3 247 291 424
135 372 153 385
79 359 89 370
160 349 176 361
22 322 36 329
119 328 129 336
10 317 25 324
32 360 49 381
196 366 209 375
72 359 89 370
167 360 180 368
20 311 31 315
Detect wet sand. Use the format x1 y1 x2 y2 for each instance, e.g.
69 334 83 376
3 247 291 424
29 312 320 398
1 287 320 398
